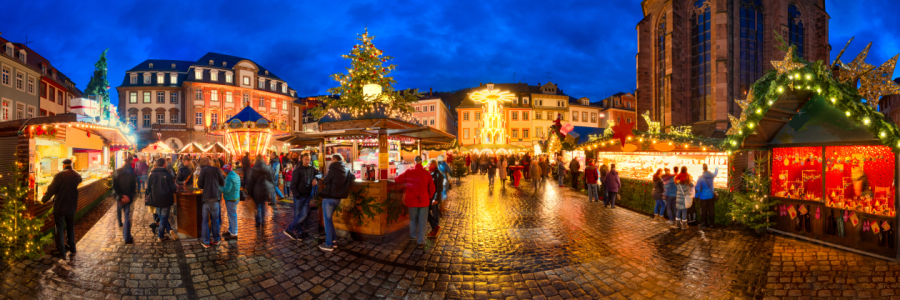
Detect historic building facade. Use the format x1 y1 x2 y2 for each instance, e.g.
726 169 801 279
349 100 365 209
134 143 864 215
116 52 297 149
598 92 637 128
636 0 829 136
413 89 455 134
0 38 41 121
879 78 900 125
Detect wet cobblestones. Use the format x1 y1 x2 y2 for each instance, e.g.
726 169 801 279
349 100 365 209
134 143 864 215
2 175 900 299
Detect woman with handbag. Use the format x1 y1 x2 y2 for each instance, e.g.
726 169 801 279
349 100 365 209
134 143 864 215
146 158 178 242
673 166 695 229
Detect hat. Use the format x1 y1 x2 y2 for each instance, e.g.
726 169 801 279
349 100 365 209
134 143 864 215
223 164 232 172
62 159 72 165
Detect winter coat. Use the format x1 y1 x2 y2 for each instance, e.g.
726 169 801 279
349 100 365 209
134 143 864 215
176 165 194 186
701 168 718 191
166 161 176 176
320 161 353 199
247 161 275 204
145 167 177 207
430 169 444 200
603 169 621 192
134 161 149 176
585 166 599 184
540 161 550 177
438 161 451 179
569 159 580 173
43 167 83 215
270 158 281 176
487 160 497 177
221 170 241 201
241 156 251 176
196 165 225 202
531 162 542 179
599 165 609 183
291 164 322 198
651 176 665 200
395 164 435 208
499 160 508 178
662 174 677 197
675 180 695 210
112 165 135 205
694 178 714 200
557 160 565 174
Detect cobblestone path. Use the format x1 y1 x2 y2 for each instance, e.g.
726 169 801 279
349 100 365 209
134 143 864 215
2 175 900 299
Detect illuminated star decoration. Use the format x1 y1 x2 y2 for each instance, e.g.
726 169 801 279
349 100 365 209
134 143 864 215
770 46 807 75
726 114 743 135
837 42 875 84
859 54 900 109
469 84 515 144
610 120 635 146
735 98 750 112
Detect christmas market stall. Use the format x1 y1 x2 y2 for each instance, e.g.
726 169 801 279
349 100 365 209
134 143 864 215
723 42 900 260
0 114 134 232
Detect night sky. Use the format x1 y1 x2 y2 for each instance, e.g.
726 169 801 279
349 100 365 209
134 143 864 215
2 0 899 107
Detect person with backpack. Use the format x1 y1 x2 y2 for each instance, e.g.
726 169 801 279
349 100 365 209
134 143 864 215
585 160 599 202
603 164 621 208
145 158 178 242
427 160 444 238
318 154 355 251
673 166 695 229
221 164 241 239
395 156 435 247
285 153 321 241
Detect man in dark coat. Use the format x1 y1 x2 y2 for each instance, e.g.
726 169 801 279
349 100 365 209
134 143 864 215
569 157 581 190
247 155 276 227
146 158 178 241
284 153 321 240
318 154 354 252
112 157 137 244
241 152 251 188
196 157 225 247
43 159 83 256
427 160 444 238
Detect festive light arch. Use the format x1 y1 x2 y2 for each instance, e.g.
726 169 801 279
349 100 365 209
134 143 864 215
469 84 515 145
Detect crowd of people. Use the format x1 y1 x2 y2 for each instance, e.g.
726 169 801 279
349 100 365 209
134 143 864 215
464 152 552 189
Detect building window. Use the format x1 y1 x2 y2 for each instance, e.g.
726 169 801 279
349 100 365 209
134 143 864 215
627 117 632 124
430 118 435 126
617 116 622 124
512 111 518 120
211 113 218 126
48 88 55 102
15 103 24 119
535 112 542 120
243 94 249 104
129 114 137 127
26 106 34 118
582 112 587 122
536 127 543 137
463 128 470 139
195 113 203 125
0 100 8 121
0 66 9 86
211 90 218 101
243 76 250 85
463 112 469 121
195 69 202 80
657 15 666 123
258 79 264 89
282 85 287 93
225 114 232 121
512 129 518 138
211 72 218 81
170 92 178 104
691 0 711 122
415 106 420 112
788 4 804 58
57 91 63 105
475 112 481 120
523 112 529 121
130 74 137 84
171 74 177 85
271 99 277 108
157 73 164 84
258 97 265 108
157 92 165 103
143 114 151 127
143 74 150 84
740 0 764 99
538 100 543 106
430 105 435 111
572 111 578 121
226 73 233 83
591 113 597 123
27 76 35 94
157 114 165 124
15 72 24 91
226 91 233 103
195 89 203 100
171 114 178 124
282 101 287 110
143 92 151 103
271 82 276 91
524 97 530 105
130 92 137 103
523 129 529 139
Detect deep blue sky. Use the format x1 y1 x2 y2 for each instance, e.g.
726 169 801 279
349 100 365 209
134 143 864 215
1 0 899 107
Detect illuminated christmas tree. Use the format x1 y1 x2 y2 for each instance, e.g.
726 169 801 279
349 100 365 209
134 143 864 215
310 28 419 121
0 163 52 261
730 152 779 229
84 49 111 120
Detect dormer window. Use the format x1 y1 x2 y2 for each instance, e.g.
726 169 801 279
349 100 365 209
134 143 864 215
157 73 164 84
264 70 269 75
130 73 137 84
208 60 214 65
17 50 25 63
143 72 151 84
270 81 276 91
149 63 154 68
170 74 177 85
222 62 227 67
40 64 46 75
194 68 202 80
258 78 264 89
4 43 12 57
281 85 287 93
225 72 233 83
211 71 218 81
524 97 530 105
171 63 176 69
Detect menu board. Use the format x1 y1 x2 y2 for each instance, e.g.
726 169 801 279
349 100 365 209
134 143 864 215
594 152 728 188
824 145 895 216
771 147 823 201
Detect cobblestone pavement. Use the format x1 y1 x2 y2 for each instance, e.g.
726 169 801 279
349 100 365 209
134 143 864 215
3 175 900 299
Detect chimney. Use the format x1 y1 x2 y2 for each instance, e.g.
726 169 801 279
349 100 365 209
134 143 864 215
429 87 432 96
480 82 483 87
538 82 541 86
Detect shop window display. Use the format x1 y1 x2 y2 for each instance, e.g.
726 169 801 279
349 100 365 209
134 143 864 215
824 145 895 216
594 152 728 188
771 147 822 201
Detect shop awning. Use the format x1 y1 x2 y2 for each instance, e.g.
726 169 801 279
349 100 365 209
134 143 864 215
140 141 175 153
178 142 205 154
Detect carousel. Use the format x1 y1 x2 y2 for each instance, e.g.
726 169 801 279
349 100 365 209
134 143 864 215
210 105 290 157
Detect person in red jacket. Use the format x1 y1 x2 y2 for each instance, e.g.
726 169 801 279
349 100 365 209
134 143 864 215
395 156 435 247
585 160 600 202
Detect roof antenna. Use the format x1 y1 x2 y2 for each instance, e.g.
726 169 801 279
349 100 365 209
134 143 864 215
545 72 551 82
24 35 34 47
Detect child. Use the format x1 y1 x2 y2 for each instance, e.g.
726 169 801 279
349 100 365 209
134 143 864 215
282 162 293 199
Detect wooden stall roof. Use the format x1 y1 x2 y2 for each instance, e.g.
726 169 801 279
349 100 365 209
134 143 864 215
282 118 456 147
740 90 812 149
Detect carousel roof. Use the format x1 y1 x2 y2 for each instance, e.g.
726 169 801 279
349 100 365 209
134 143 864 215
226 105 270 123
